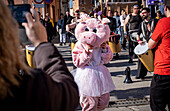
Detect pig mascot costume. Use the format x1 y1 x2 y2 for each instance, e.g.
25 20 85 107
72 18 115 111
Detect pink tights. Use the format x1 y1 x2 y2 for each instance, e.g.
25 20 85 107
80 93 110 111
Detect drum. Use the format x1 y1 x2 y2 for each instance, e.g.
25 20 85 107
71 42 75 52
134 43 154 72
70 36 77 52
26 45 35 68
130 32 143 42
108 41 121 53
108 34 121 53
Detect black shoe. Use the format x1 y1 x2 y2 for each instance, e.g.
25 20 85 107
114 56 119 60
135 76 141 79
59 43 62 46
136 76 145 79
128 59 133 63
115 53 119 60
64 42 66 45
122 47 126 50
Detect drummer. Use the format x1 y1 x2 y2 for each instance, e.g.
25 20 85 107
136 7 158 79
124 4 142 63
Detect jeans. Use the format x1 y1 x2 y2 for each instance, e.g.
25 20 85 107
59 29 66 43
120 26 127 48
115 28 121 43
66 31 72 43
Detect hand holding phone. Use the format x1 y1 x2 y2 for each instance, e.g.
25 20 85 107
8 4 32 45
22 8 48 47
8 4 31 28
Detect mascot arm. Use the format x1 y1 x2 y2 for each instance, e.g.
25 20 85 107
101 45 113 64
72 42 93 67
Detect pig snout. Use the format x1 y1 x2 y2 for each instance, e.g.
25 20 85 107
80 32 96 45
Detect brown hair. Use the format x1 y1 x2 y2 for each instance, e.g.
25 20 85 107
165 0 170 10
0 1 29 99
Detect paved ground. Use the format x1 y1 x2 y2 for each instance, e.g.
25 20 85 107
54 41 153 111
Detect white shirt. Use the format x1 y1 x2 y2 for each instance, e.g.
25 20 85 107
120 15 127 26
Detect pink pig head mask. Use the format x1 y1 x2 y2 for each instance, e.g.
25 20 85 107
75 18 110 47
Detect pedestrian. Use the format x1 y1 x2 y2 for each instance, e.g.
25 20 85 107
120 9 127 50
104 3 118 59
44 15 54 42
155 10 162 20
104 10 116 33
113 11 121 35
148 0 170 110
65 10 74 46
72 10 80 24
113 10 121 58
124 4 142 63
66 10 80 36
136 7 158 79
57 13 66 46
0 1 79 111
38 12 44 25
46 13 54 28
72 18 115 111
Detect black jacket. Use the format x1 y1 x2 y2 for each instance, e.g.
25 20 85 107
44 20 54 37
64 15 73 25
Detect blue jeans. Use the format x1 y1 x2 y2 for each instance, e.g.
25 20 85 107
115 28 121 43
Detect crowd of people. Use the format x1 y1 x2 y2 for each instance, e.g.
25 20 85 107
0 0 170 110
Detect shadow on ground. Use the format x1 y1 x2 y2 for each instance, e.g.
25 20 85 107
110 87 150 100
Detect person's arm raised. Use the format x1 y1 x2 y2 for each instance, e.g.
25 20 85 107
22 8 48 48
22 9 79 110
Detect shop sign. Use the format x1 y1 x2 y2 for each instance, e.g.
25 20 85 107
33 4 44 8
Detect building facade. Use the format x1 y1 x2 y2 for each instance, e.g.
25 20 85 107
71 0 140 15
72 0 95 14
3 0 60 22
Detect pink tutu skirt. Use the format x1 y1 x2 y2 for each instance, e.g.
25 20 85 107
72 65 115 97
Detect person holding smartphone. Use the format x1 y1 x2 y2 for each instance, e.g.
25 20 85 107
0 1 79 111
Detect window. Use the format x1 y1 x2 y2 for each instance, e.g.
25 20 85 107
81 0 85 4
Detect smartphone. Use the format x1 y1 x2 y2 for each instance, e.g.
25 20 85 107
8 4 32 45
8 4 31 28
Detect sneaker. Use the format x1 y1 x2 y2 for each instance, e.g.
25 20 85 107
59 43 62 46
115 53 119 60
135 76 140 79
64 42 66 45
